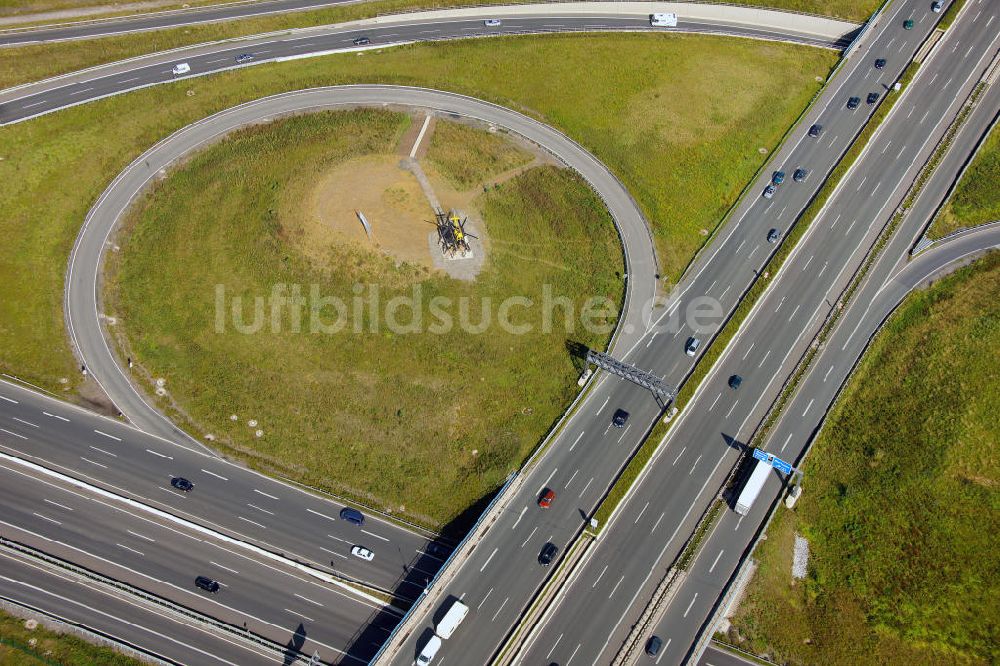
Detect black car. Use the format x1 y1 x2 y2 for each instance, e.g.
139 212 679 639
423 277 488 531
425 542 448 558
729 374 743 390
793 168 809 183
767 228 779 243
170 477 193 492
235 53 254 64
612 408 630 428
808 123 822 138
538 542 558 566
847 96 861 110
340 506 365 525
874 58 886 69
646 635 664 656
195 576 220 593
867 92 880 105
353 36 371 46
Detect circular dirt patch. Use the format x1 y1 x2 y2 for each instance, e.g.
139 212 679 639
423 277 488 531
301 154 435 269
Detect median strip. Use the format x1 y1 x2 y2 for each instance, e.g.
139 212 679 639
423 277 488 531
591 58 921 532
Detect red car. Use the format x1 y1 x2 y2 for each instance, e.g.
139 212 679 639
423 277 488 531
538 488 556 508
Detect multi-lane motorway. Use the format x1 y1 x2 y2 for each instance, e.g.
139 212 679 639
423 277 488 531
0 0 995 664
0 7 858 664
0 377 440 599
0 453 401 662
518 2 999 665
386 1 971 663
0 5 856 124
0 0 363 46
679 67 1000 666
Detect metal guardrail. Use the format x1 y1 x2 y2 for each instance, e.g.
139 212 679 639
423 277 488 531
685 12 981 664
378 0 854 22
368 470 517 664
0 536 311 664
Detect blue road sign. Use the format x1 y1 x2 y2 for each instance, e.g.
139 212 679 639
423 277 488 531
771 457 793 475
750 448 793 474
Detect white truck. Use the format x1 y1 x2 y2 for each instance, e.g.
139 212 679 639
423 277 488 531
649 13 678 27
734 458 770 516
435 599 469 639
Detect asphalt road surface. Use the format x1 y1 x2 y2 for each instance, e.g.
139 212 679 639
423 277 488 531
0 455 400 663
0 1 855 48
0 378 443 600
0 0 363 46
659 67 1000 666
0 9 854 664
61 85 659 455
386 1 963 663
521 2 999 665
0 545 291 666
0 12 853 125
0 3 970 665
696 644 760 666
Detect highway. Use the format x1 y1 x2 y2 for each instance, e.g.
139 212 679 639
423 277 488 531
0 0 363 46
520 2 1000 665
383 1 963 663
0 377 442 599
0 6 856 125
0 1 856 48
0 1 985 664
0 545 288 666
0 6 858 662
0 453 401 663
663 65 1000 666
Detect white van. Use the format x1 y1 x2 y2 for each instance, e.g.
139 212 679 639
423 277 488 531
171 62 191 76
649 13 678 27
416 635 441 665
435 599 469 639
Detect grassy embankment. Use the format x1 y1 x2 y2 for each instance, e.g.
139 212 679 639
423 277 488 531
425 120 533 189
0 610 143 666
0 0 873 89
106 109 623 527
0 35 834 526
0 34 832 402
930 121 1000 239
729 251 1000 666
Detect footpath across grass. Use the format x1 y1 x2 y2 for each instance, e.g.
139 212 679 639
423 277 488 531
0 609 143 666
106 109 623 528
729 252 1000 666
0 33 833 414
425 120 534 189
931 120 1000 239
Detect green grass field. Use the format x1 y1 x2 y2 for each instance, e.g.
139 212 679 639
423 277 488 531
0 611 143 666
0 0 872 88
931 121 1000 239
105 109 623 527
730 252 1000 665
0 33 834 407
425 120 534 189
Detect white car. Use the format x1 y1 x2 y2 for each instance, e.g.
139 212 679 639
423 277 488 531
171 62 191 76
484 19 502 27
351 545 374 561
